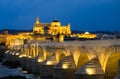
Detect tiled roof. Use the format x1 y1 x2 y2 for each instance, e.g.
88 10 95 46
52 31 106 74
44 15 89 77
34 23 51 27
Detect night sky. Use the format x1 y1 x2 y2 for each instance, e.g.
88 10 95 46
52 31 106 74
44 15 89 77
0 0 120 31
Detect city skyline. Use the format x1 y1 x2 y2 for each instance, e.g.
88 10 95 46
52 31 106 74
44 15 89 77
0 0 120 31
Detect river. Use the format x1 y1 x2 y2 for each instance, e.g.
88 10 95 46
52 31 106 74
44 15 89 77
0 63 41 79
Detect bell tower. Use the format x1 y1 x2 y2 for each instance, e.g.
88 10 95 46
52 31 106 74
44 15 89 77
35 16 40 24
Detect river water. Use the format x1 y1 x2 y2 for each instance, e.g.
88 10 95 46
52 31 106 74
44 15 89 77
0 63 41 79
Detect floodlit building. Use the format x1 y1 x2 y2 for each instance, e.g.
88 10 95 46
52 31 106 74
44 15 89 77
33 17 71 35
0 17 98 47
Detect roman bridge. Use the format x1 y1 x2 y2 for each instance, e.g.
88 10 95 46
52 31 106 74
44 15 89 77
6 39 120 79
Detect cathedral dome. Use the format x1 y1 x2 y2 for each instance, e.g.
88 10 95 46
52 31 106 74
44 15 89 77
52 18 60 22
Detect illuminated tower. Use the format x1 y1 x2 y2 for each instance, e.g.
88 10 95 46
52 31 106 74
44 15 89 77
36 16 40 24
33 16 45 34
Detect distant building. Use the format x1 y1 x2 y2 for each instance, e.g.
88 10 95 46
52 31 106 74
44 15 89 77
33 17 71 35
70 32 97 39
3 29 8 35
0 17 99 47
101 34 117 40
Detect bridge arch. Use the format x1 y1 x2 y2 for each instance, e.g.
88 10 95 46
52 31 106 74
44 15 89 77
37 46 52 62
55 47 70 63
23 45 29 56
41 46 51 60
71 46 90 68
104 45 120 78
31 45 36 57
77 52 89 69
59 53 66 62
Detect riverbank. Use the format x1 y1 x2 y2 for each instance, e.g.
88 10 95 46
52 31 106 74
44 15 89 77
0 45 26 78
0 45 40 79
0 62 26 78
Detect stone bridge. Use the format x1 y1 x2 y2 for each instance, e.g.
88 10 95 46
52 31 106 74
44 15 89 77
6 39 120 79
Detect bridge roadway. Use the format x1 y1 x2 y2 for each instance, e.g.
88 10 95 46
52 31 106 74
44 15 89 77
6 39 120 79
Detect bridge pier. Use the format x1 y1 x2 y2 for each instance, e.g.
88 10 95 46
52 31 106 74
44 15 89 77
53 56 76 79
7 50 16 62
40 65 55 79
75 58 104 79
114 60 120 79
21 57 28 71
26 58 33 73
3 50 21 68
40 55 57 79
10 51 21 63
32 60 41 75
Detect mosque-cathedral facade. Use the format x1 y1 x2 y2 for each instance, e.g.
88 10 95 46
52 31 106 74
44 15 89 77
33 17 71 35
0 17 96 47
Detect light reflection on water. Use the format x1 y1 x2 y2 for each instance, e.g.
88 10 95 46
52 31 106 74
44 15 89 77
0 63 52 79
0 63 40 79
17 67 40 79
0 63 23 78
17 67 52 79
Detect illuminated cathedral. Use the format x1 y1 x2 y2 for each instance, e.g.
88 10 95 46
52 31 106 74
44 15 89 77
0 17 96 47
33 17 71 35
